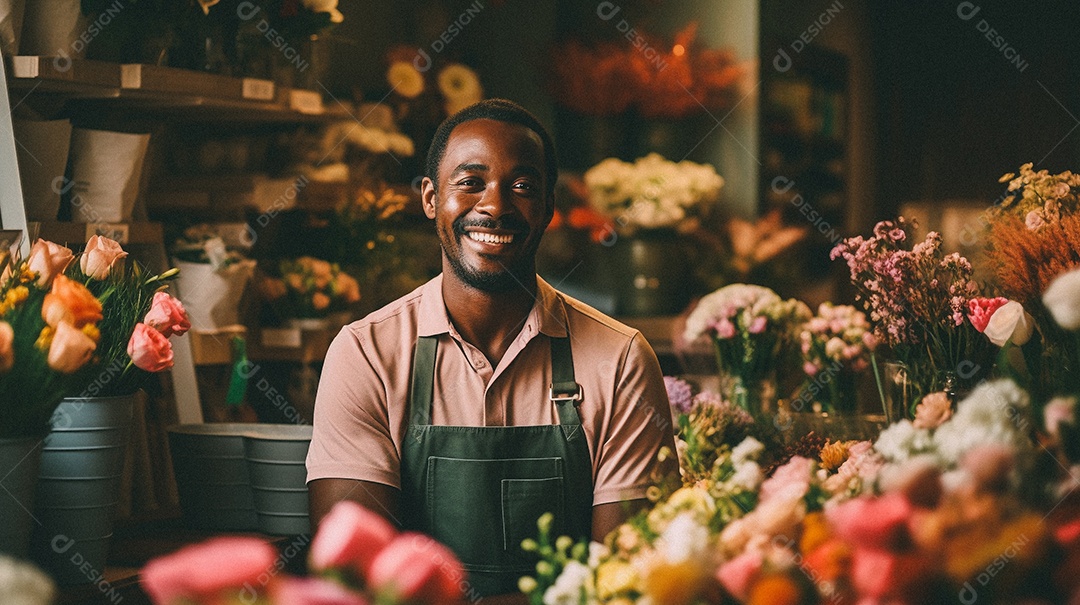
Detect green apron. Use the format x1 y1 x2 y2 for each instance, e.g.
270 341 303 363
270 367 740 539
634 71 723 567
401 335 594 597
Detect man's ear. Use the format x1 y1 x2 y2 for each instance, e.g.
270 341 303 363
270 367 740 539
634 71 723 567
420 177 437 219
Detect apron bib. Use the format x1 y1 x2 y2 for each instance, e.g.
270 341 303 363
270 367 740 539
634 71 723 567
400 335 593 597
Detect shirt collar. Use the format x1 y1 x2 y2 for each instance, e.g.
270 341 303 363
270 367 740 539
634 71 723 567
416 273 569 338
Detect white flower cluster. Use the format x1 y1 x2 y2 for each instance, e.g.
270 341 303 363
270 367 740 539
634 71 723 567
873 379 1033 470
584 153 723 231
682 284 781 343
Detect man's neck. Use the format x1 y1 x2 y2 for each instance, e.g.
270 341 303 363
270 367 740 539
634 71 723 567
441 271 538 367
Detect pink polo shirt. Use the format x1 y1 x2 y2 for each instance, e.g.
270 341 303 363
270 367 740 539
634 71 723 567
306 274 677 505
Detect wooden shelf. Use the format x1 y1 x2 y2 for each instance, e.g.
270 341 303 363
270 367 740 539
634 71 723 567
30 221 164 247
7 56 349 123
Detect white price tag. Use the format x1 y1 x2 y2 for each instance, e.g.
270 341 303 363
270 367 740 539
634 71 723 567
261 328 302 348
242 78 275 101
85 223 130 245
289 89 323 114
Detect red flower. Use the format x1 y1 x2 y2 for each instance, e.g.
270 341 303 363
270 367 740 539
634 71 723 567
142 537 276 603
271 577 370 605
967 296 1009 332
309 501 397 579
368 533 464 603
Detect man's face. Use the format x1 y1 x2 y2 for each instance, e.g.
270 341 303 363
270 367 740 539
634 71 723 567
422 118 553 293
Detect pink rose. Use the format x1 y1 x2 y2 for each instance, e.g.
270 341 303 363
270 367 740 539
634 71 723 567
802 361 819 376
747 316 767 334
1045 397 1077 439
827 493 913 550
142 537 276 603
967 297 1009 333
309 501 397 578
80 235 128 280
716 550 762 601
27 238 74 287
714 318 736 339
368 533 464 604
912 392 952 430
144 292 191 338
47 321 96 374
271 577 370 605
850 546 931 600
759 456 813 504
0 321 13 373
128 323 174 372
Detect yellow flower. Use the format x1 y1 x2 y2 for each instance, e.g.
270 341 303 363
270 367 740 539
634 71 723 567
438 63 482 104
596 559 638 600
819 440 854 472
387 61 424 98
35 325 55 351
642 561 709 605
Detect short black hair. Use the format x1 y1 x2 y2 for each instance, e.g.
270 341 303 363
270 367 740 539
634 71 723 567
425 99 558 201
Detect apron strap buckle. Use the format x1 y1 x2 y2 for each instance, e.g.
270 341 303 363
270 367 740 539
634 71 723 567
549 382 583 404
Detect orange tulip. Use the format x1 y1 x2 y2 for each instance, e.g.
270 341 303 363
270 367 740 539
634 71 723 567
0 321 13 372
47 321 96 373
42 275 103 328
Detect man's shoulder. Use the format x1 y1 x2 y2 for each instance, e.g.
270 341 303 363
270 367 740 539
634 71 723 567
342 279 429 338
555 288 640 344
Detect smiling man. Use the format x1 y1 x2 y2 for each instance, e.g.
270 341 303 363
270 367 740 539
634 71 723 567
306 99 677 598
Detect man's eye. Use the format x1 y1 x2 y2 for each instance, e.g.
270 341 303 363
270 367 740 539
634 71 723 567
457 178 482 188
514 181 537 191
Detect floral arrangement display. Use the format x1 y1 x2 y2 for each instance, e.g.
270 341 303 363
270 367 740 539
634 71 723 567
798 303 878 414
0 240 102 437
831 217 1025 411
143 500 465 605
171 224 252 269
550 23 744 119
584 153 724 233
67 235 191 397
682 284 810 417
257 256 360 321
985 163 1080 397
523 371 1080 605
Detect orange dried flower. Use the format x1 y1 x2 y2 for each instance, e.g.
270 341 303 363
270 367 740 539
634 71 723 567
986 214 1080 308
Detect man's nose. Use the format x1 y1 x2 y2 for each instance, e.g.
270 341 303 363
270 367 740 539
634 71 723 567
473 183 514 217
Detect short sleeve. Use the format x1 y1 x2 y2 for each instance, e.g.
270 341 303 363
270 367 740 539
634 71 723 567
306 327 401 488
591 332 679 504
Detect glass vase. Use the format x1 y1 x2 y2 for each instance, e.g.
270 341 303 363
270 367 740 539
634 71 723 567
721 371 778 421
880 361 914 423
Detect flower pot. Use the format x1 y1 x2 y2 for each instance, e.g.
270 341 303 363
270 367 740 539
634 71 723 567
19 0 87 57
13 119 72 221
242 425 312 536
30 395 134 585
0 436 42 558
173 259 256 331
167 423 260 531
67 127 151 223
597 232 691 317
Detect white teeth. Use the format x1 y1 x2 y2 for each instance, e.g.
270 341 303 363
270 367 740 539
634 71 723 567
468 232 513 245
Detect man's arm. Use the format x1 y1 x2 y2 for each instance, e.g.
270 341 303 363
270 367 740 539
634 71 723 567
592 499 649 542
308 478 401 528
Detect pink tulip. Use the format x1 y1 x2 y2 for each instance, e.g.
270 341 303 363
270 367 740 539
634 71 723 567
716 550 762 600
309 501 397 578
80 235 128 280
47 321 96 374
142 537 276 604
368 533 464 603
128 323 174 372
967 297 1009 333
0 321 13 373
27 238 74 287
143 292 191 338
272 577 370 605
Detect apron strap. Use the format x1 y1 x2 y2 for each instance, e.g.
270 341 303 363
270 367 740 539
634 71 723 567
549 336 583 427
409 336 438 426
407 334 583 428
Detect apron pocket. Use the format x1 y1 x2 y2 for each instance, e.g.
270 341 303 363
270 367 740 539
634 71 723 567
427 456 562 569
502 477 565 551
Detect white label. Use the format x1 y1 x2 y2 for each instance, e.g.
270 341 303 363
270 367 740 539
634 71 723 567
261 328 302 348
85 223 129 245
242 78 275 101
11 56 40 78
289 89 323 114
120 64 142 88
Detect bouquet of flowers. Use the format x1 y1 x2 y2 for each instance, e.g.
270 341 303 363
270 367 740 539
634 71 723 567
798 303 878 413
0 240 102 437
682 284 810 417
584 153 723 233
831 218 1008 410
66 235 190 398
257 256 360 321
985 163 1080 397
143 501 466 605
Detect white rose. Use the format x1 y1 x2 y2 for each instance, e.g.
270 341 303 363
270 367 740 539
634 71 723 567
1043 267 1080 330
983 300 1034 346
731 436 764 464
